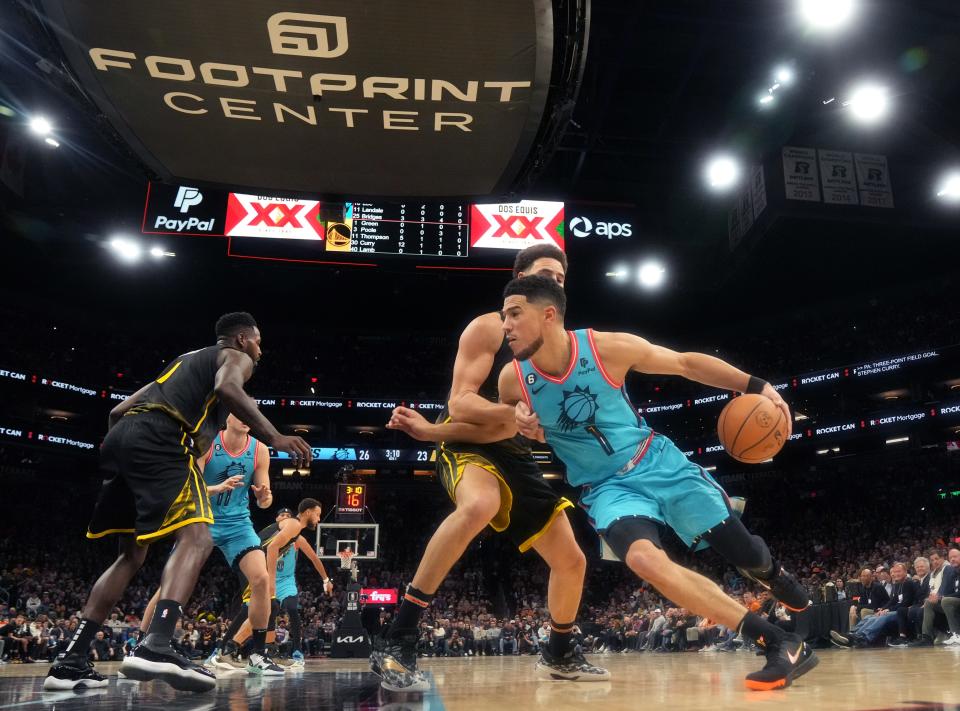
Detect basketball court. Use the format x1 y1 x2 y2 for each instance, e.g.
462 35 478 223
2 649 959 710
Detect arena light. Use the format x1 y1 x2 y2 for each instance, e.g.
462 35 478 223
798 0 857 33
847 84 890 124
606 264 630 282
44 137 60 148
109 237 142 263
704 155 741 191
936 172 960 202
703 465 717 472
29 115 53 136
816 448 829 455
774 66 795 85
637 260 667 290
758 94 775 108
885 436 909 445
148 246 175 259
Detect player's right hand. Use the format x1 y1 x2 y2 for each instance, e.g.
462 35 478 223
222 475 245 491
273 434 313 466
386 406 435 441
515 401 546 442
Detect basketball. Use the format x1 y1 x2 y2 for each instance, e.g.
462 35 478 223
717 394 787 464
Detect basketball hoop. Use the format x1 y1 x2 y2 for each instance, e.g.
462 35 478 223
338 549 355 571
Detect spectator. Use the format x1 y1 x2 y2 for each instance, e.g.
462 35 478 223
849 568 889 627
499 620 517 656
90 630 113 662
833 563 918 647
910 549 957 647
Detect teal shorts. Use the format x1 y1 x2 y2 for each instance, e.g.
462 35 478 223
211 518 261 569
276 577 298 603
579 435 732 548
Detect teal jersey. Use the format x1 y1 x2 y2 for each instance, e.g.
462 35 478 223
275 543 297 583
202 432 258 524
516 329 654 487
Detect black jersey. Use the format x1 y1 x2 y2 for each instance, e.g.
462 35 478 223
257 522 297 556
126 344 230 457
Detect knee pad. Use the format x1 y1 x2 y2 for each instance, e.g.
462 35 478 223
603 517 665 563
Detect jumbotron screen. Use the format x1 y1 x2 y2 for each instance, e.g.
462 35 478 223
142 183 565 267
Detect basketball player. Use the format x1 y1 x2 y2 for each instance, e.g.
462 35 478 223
140 413 285 676
271 507 334 667
43 313 312 692
207 500 325 672
373 245 608 692
496 276 818 691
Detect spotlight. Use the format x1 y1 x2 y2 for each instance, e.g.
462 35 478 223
774 66 795 84
847 83 889 124
936 172 960 202
758 94 775 107
798 0 856 32
29 116 53 136
704 155 741 191
605 264 629 283
637 260 666 290
110 238 142 263
44 138 60 148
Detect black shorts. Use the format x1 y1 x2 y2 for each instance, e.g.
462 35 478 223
87 411 213 544
436 436 573 552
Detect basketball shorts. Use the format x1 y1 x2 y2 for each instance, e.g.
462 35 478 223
211 518 262 570
87 411 212 544
580 434 732 549
436 436 573 552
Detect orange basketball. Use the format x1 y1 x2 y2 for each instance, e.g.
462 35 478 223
717 394 787 464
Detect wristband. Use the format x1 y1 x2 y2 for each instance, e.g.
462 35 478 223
746 376 768 395
323 578 331 584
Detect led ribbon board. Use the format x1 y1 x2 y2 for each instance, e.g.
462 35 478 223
38 0 580 197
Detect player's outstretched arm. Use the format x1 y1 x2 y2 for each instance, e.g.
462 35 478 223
386 406 516 443
250 441 273 509
595 331 791 437
296 535 333 595
215 349 312 466
447 314 519 428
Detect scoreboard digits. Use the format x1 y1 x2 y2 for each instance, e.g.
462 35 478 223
338 483 367 514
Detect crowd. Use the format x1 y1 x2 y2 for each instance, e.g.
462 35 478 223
2 448 958 664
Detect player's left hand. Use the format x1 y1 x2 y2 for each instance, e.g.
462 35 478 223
386 406 435 441
251 483 271 502
323 580 334 596
760 383 792 439
515 401 546 443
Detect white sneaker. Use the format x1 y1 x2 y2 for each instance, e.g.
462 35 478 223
247 653 285 677
944 633 960 646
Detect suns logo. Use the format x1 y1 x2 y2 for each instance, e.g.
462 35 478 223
557 385 599 432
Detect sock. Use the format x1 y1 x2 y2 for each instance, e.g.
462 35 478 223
251 629 268 656
61 618 100 660
143 600 182 647
737 612 785 649
547 620 575 657
388 585 434 637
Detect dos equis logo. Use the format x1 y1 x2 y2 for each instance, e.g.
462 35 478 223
557 385 599 432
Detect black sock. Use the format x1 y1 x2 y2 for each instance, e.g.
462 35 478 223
143 600 182 647
388 585 434 637
737 612 785 648
61 618 100 660
547 620 575 657
251 629 268 655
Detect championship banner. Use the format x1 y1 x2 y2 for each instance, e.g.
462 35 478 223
854 153 895 209
224 193 324 240
470 201 565 251
818 150 859 205
36 0 582 197
782 146 821 202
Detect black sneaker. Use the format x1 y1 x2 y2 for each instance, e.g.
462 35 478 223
829 630 853 648
908 635 933 648
120 642 217 693
744 634 818 691
535 648 611 682
887 636 909 647
738 561 811 613
43 655 109 691
370 633 429 693
247 652 286 677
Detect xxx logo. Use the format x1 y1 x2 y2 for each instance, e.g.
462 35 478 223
250 202 307 228
491 215 544 240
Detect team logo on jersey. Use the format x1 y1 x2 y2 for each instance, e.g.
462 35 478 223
220 461 246 482
557 385 599 432
526 373 537 385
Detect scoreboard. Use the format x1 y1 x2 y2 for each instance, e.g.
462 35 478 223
142 183 563 268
